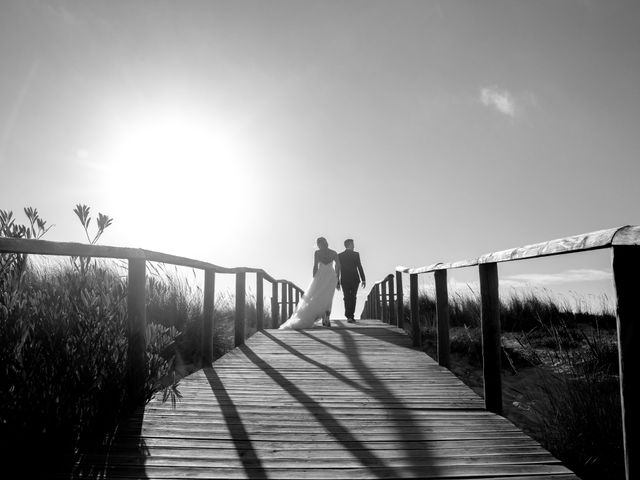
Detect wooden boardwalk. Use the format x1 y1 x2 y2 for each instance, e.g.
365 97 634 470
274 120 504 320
78 320 578 479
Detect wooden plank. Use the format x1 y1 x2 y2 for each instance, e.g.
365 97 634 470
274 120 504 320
612 225 640 246
288 283 294 318
271 281 279 328
409 273 420 347
381 281 388 323
387 275 396 326
126 258 146 396
281 282 288 324
256 272 264 331
79 320 576 479
479 263 502 415
201 269 215 364
234 272 246 347
395 271 404 328
0 239 305 292
612 245 640 480
434 269 450 368
406 225 634 274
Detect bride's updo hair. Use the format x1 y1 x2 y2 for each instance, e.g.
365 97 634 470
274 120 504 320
316 237 328 249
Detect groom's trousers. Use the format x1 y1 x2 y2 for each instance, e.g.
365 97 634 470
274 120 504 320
342 282 359 319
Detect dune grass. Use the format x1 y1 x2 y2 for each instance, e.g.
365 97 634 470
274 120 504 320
412 288 623 479
0 254 257 477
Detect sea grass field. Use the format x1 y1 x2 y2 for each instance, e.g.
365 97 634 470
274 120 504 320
414 289 623 480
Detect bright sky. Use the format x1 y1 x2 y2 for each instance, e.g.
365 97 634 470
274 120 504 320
2 1 639 316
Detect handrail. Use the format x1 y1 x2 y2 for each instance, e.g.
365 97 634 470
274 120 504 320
0 237 298 283
398 225 640 274
0 237 304 394
364 225 640 480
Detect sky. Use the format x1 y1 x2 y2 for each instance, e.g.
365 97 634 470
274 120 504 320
1 0 639 316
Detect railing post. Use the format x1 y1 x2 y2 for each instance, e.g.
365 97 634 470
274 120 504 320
271 281 279 328
388 275 396 326
410 273 421 347
281 282 288 323
434 269 450 368
396 271 404 328
234 271 246 347
202 269 215 365
127 258 147 397
612 245 640 480
372 286 378 319
295 289 300 306
288 283 294 318
256 272 264 331
479 262 502 414
381 280 388 323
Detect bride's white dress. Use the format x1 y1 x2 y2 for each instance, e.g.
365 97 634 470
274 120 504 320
279 262 338 329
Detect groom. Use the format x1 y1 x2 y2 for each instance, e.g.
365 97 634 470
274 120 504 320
338 239 366 323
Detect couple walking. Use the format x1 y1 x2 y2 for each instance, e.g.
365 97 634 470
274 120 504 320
279 238 366 329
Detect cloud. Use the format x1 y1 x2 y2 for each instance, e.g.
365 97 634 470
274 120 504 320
480 86 517 117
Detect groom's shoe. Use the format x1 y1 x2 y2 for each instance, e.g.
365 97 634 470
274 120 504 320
347 317 356 323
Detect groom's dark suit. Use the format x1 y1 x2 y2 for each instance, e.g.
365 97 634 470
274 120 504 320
338 249 366 320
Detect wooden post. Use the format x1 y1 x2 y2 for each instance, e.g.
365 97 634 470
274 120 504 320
381 281 388 323
281 282 288 324
202 269 215 365
271 281 279 328
388 275 396 326
127 258 147 396
296 289 300 306
479 262 502 414
288 283 294 318
256 271 264 331
234 271 246 347
434 269 450 368
612 245 640 480
410 273 420 347
396 271 404 328
374 284 381 319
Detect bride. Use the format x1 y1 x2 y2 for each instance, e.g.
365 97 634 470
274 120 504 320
279 237 341 329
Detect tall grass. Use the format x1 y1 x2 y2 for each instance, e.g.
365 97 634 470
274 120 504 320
413 288 623 480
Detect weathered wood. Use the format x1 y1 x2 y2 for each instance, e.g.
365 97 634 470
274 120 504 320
387 275 396 326
434 269 450 369
271 281 279 328
288 283 294 318
405 225 640 275
479 262 502 415
234 272 246 347
256 272 264 331
126 258 147 396
374 284 381 320
612 245 640 480
0 238 306 291
410 273 420 347
381 281 388 323
395 271 404 328
201 269 215 365
613 226 640 246
281 282 288 324
86 321 577 479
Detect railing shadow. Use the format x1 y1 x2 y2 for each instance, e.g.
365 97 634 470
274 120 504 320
202 367 269 479
238 342 393 479
259 329 440 477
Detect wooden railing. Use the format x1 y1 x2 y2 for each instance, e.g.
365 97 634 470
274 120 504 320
363 225 640 480
0 237 303 391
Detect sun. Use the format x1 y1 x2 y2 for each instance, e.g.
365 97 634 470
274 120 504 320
104 107 255 232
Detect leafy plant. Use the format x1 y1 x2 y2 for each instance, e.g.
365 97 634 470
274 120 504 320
71 204 113 275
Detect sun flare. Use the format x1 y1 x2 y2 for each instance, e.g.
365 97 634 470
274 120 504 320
104 108 255 232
